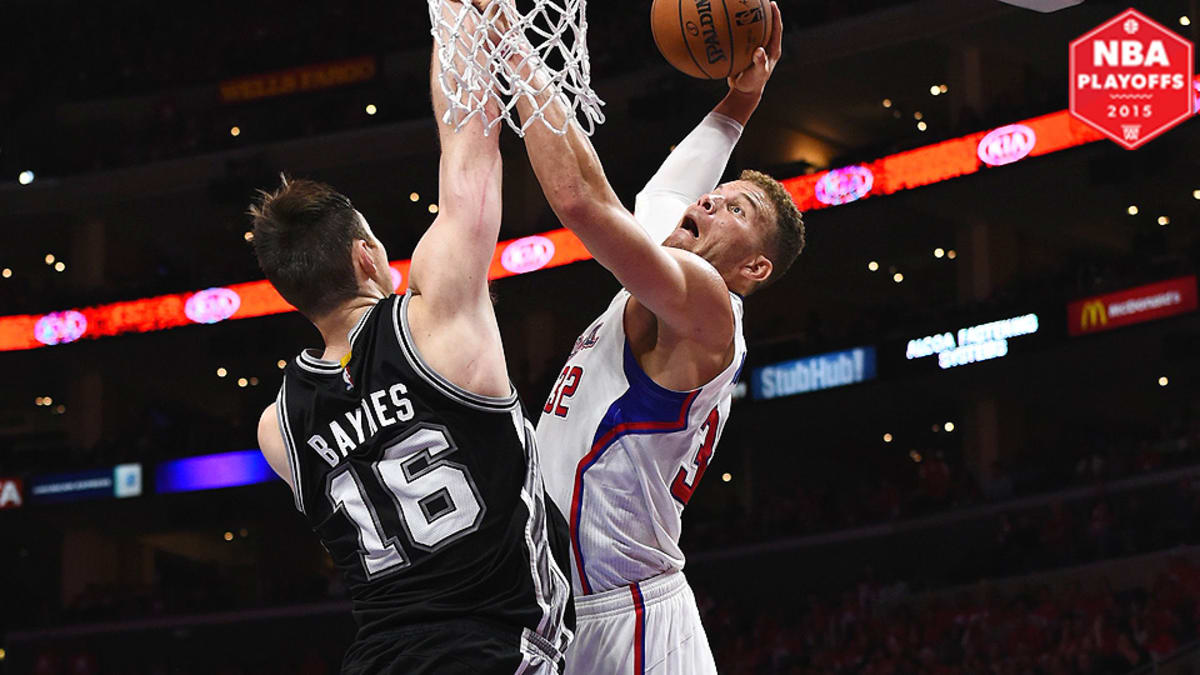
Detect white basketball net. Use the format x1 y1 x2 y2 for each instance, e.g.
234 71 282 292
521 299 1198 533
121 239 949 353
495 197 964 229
428 0 606 136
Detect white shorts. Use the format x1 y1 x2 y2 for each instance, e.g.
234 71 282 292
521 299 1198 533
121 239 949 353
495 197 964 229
564 570 717 675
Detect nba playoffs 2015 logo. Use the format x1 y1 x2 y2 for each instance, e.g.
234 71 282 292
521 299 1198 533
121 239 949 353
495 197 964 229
1070 8 1194 150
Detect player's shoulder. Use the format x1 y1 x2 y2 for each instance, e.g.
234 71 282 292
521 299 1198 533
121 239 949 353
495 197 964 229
257 403 282 449
655 247 736 344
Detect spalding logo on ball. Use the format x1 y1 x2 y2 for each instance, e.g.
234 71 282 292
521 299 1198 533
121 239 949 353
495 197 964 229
651 0 772 79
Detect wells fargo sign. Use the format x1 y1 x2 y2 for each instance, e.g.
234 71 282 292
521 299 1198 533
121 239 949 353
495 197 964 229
1068 276 1197 336
219 57 377 103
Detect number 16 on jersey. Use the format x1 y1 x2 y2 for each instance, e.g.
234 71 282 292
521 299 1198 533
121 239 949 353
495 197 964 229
328 424 485 579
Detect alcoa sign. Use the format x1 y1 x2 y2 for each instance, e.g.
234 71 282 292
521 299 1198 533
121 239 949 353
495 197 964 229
906 314 1040 369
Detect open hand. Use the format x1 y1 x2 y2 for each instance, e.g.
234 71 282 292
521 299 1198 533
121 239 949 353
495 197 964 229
728 1 783 98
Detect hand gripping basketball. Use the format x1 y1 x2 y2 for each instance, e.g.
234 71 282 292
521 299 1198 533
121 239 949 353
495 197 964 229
727 1 783 98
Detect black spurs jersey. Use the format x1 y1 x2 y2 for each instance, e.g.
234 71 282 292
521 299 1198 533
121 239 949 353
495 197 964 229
276 293 574 669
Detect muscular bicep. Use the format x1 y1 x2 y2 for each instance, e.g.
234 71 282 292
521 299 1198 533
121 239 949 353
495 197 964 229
258 404 295 493
564 201 734 350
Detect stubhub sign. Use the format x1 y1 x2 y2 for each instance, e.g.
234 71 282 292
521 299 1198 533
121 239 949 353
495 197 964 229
752 347 877 400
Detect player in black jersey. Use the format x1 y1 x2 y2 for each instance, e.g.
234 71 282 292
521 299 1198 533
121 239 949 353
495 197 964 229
247 5 573 673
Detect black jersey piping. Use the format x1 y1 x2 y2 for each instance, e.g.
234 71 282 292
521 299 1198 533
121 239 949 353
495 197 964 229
275 381 306 513
393 292 519 413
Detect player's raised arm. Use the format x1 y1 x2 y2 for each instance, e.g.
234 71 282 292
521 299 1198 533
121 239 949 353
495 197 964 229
405 1 510 397
635 3 782 243
506 62 734 350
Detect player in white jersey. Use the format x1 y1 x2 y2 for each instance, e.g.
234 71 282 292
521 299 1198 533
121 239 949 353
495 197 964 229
501 3 804 672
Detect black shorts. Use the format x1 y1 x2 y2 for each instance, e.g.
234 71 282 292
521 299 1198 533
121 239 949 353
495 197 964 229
341 619 562 675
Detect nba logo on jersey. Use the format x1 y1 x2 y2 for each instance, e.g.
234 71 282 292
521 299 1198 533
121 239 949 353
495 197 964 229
342 368 354 391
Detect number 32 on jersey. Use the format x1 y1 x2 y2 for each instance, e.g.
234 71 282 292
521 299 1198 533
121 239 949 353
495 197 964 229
544 365 584 418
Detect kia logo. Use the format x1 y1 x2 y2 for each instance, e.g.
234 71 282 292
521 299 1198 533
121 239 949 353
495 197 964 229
978 124 1037 167
501 236 556 274
814 166 874 206
185 287 241 324
34 310 88 346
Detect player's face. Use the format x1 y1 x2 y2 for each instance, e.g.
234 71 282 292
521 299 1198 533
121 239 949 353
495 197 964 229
663 180 773 283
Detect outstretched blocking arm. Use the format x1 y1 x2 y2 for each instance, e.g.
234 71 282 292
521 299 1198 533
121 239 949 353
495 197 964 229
634 2 783 243
405 3 510 398
633 112 744 244
513 77 732 348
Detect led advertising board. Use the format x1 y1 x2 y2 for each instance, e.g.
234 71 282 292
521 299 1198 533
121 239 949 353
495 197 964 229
28 464 143 504
752 347 877 400
0 478 23 509
906 314 1040 370
155 450 277 494
1068 276 1197 336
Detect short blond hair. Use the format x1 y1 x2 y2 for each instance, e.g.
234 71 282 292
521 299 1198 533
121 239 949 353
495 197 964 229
739 169 805 290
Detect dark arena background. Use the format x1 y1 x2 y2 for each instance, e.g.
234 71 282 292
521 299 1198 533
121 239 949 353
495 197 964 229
2 1 1200 673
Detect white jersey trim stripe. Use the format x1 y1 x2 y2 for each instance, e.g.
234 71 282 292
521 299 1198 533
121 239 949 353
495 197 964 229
275 381 305 513
392 292 520 414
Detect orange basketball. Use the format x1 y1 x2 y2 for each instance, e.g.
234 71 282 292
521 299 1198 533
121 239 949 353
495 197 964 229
650 0 772 80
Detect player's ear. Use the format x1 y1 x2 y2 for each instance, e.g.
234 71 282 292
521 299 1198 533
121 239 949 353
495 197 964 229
742 254 772 285
353 239 379 283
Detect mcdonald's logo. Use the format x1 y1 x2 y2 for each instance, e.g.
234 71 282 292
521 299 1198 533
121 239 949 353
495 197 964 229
1068 276 1197 337
1079 300 1108 331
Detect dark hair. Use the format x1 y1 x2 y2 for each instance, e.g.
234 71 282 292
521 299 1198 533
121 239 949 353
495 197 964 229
739 169 805 291
248 176 369 318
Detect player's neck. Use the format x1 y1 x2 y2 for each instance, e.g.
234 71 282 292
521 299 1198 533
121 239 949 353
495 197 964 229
313 296 380 364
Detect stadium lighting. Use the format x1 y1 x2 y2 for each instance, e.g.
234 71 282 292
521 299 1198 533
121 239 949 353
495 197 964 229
1 268 11 279
883 433 893 443
54 404 65 414
721 473 732 483
243 231 254 241
917 121 928 132
914 111 923 120
947 250 957 260
1193 189 1199 200
1159 376 1169 387
867 261 879 272
277 359 287 369
428 204 439 214
365 103 378 116
53 262 65 272
249 377 259 386
217 367 227 378
909 450 923 463
18 170 34 185
893 272 904 283
1158 216 1170 226
230 126 241 137
1127 205 1139 215
237 377 248 388
1182 16 1191 26
882 98 892 108
410 192 420 202
224 531 234 542
44 254 55 265
930 85 940 96
939 84 948 94
944 421 955 432
934 248 945 258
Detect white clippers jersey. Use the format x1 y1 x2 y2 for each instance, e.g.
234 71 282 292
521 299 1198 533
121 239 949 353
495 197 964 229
537 289 746 596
